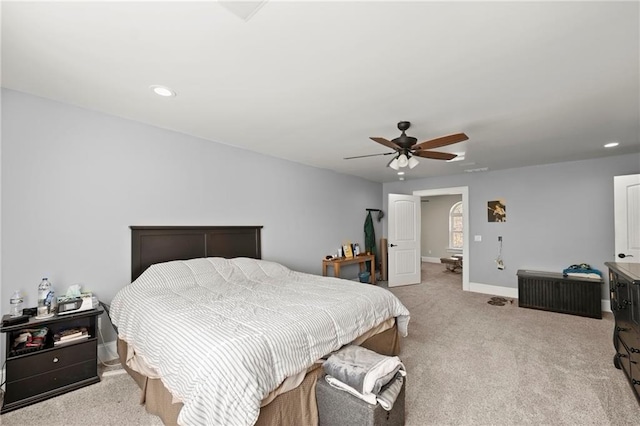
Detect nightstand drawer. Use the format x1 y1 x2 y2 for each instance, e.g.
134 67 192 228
3 360 98 405
6 339 96 382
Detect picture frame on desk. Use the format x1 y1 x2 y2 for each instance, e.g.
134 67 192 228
343 243 354 259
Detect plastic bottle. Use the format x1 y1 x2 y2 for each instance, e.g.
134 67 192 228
37 278 53 317
9 291 24 317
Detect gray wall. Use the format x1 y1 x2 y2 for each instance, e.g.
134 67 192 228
1 89 383 343
384 153 640 297
421 195 462 259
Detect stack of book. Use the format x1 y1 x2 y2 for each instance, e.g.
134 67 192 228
53 327 89 346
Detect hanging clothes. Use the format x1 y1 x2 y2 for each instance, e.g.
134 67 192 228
364 211 377 272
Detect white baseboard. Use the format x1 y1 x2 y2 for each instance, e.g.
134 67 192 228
601 299 611 313
421 256 441 263
468 282 519 299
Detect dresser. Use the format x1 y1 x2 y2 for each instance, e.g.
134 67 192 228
606 262 640 403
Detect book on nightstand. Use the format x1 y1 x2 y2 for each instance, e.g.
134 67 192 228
53 327 89 345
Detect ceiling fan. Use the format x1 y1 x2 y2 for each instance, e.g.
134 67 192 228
345 121 469 170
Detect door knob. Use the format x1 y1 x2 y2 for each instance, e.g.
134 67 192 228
618 253 634 258
389 243 397 247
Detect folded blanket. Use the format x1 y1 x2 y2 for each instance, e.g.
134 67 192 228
324 372 405 411
323 345 405 395
325 374 377 405
376 373 404 411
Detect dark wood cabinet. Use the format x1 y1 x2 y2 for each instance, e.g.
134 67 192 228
1 308 102 413
606 262 640 403
516 270 602 319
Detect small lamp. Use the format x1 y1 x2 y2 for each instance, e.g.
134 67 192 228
408 156 419 169
397 154 409 168
388 157 400 170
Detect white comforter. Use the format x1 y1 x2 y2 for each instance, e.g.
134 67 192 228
110 257 410 426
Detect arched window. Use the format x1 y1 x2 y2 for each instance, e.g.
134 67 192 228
449 201 463 250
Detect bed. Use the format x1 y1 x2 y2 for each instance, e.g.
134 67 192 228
111 226 410 426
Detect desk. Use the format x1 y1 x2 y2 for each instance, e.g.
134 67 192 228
322 254 376 284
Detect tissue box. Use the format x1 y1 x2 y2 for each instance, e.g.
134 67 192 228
316 374 405 426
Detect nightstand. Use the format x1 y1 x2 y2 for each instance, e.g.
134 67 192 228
1 308 103 414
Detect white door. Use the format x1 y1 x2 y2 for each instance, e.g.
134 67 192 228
388 194 421 287
614 174 640 262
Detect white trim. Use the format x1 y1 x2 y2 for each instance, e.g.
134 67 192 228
468 281 519 299
602 299 611 313
414 186 469 292
421 256 441 263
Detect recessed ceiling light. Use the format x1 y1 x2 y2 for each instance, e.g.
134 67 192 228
397 171 405 175
604 142 620 148
399 177 405 181
464 167 489 173
149 85 176 97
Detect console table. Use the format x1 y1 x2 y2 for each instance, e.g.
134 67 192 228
322 254 376 284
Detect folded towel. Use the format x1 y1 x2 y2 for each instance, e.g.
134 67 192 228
323 345 405 395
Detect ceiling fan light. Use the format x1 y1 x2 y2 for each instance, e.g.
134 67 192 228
397 154 409 168
389 158 400 170
408 156 419 169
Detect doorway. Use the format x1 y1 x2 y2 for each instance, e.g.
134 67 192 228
413 187 470 291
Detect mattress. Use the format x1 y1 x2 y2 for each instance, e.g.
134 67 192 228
110 257 410 426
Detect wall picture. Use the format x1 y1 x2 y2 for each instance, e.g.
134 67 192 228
488 199 506 222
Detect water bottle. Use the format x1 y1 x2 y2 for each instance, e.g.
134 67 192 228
9 291 23 317
37 278 53 317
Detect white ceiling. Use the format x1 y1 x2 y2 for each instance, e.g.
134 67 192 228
2 1 639 183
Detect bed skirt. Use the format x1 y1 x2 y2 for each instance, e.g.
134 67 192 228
117 323 401 426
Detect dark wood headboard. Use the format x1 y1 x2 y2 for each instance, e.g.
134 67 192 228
130 226 263 281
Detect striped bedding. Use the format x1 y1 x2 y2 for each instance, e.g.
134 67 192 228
110 257 410 426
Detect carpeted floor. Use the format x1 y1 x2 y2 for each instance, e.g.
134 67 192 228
1 262 637 425
388 262 637 425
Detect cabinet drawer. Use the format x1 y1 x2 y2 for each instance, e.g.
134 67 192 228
3 360 98 405
6 339 96 382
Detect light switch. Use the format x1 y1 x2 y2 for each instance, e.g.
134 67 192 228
474 235 482 242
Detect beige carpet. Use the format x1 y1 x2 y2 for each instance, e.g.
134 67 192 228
1 262 637 425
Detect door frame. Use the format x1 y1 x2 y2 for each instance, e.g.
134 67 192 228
413 186 470 291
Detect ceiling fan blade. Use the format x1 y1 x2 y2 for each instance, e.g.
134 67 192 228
413 133 468 150
343 152 395 160
413 150 457 161
370 137 401 150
